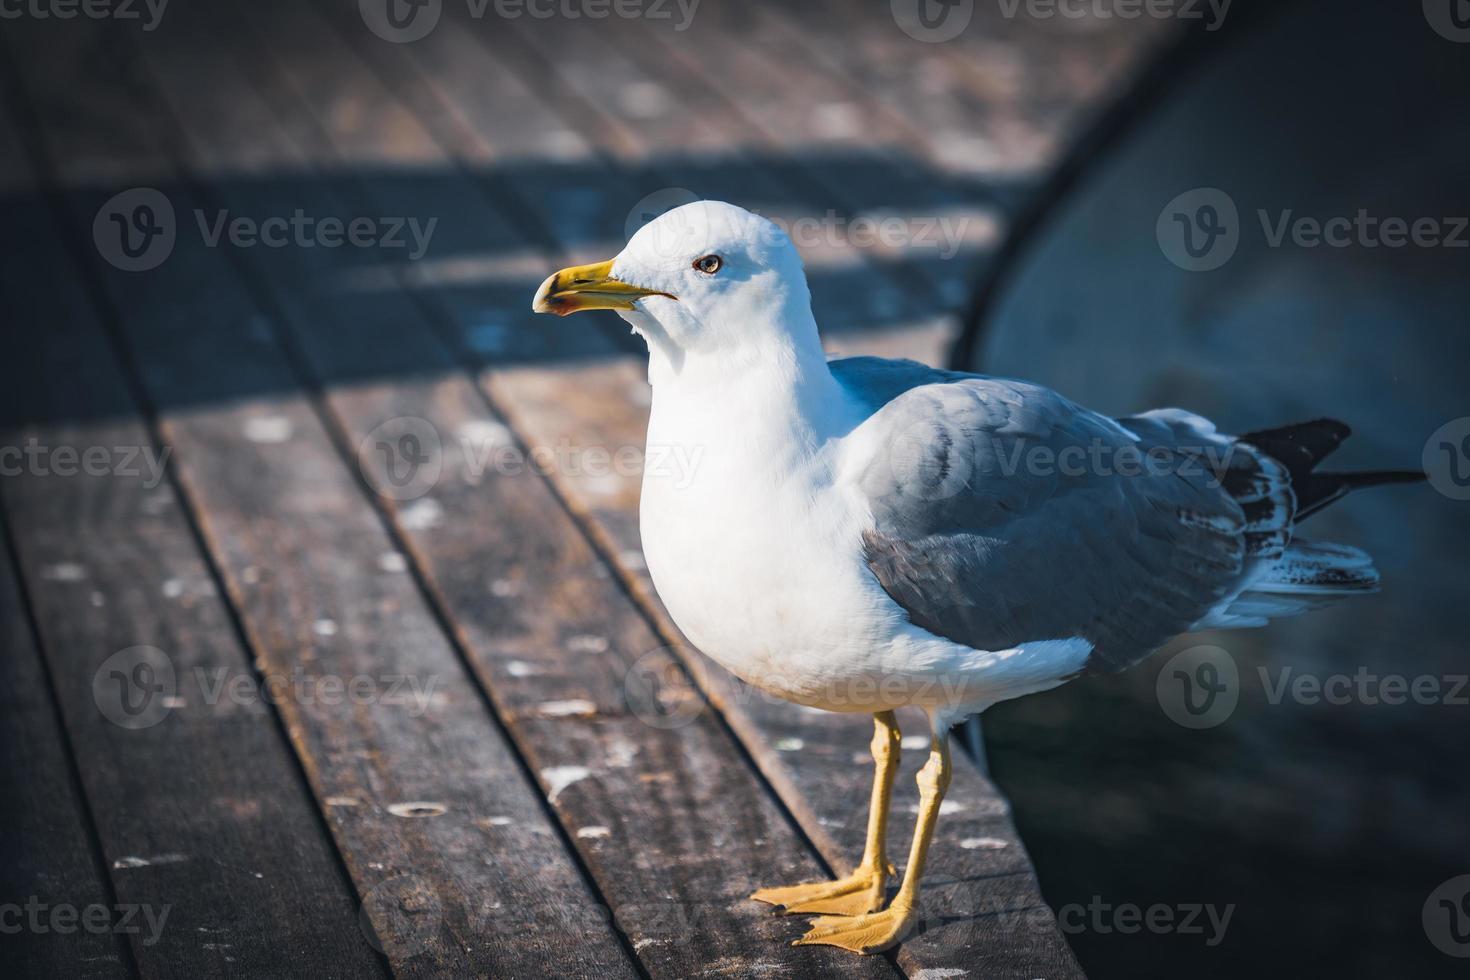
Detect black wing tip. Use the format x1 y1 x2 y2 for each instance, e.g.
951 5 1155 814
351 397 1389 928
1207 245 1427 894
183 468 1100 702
1239 419 1430 522
1239 418 1352 461
1336 469 1428 487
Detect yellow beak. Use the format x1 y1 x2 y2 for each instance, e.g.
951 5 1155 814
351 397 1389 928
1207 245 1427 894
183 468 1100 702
531 258 674 316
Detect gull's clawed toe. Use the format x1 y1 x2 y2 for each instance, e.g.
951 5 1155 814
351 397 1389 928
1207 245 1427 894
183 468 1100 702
751 864 890 916
793 904 917 954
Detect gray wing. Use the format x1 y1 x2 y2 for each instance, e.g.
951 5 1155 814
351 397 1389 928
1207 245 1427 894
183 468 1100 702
835 358 1260 673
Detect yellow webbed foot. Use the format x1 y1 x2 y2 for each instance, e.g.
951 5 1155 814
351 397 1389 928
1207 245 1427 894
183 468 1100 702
750 864 890 916
792 904 917 954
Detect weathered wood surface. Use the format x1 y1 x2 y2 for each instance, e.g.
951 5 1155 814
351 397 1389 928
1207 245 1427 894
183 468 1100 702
0 97 126 980
4 16 638 978
0 87 384 979
0 535 126 980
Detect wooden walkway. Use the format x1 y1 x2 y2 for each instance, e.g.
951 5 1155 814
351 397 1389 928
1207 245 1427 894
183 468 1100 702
0 2 1157 977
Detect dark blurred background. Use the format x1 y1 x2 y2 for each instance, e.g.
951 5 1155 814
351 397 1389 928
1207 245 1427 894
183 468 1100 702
2 0 1465 977
969 2 1470 978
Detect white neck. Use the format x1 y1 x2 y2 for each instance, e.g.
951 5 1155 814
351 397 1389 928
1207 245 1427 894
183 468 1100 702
643 311 855 463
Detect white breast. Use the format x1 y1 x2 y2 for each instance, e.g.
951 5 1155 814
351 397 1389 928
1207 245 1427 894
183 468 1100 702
640 405 890 704
636 364 1093 719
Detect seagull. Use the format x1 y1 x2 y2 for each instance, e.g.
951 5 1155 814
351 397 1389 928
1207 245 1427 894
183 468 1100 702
532 200 1424 954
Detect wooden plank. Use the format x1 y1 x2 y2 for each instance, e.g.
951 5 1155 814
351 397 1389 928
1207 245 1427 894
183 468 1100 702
575 5 997 304
310 0 954 344
772 0 1169 180
319 7 1082 977
3 17 639 978
133 5 898 976
0 539 126 980
0 88 385 980
0 88 117 980
486 7 975 328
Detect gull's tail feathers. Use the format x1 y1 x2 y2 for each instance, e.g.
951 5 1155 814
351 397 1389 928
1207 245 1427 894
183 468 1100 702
1196 539 1381 630
1192 418 1424 631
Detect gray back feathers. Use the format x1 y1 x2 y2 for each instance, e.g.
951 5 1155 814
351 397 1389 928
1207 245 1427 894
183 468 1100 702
833 357 1258 673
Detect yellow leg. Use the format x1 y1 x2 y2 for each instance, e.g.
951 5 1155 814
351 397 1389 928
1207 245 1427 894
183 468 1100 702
794 730 952 954
751 711 901 916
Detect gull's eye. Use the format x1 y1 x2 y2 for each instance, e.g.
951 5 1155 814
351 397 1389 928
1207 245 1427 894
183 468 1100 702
692 254 723 275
